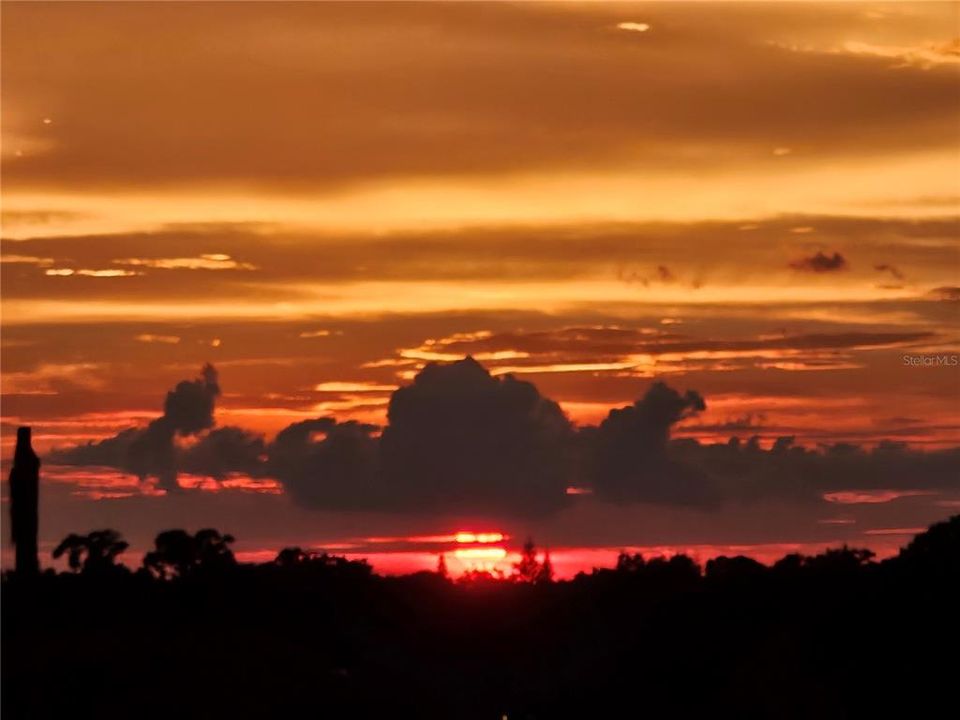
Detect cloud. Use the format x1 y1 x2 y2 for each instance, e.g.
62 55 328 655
386 325 937 378
929 286 960 302
52 364 223 490
49 359 576 516
136 334 181 344
180 426 266 481
267 418 381 510
1 362 104 395
44 268 140 278
838 38 960 69
46 358 960 514
3 216 956 309
672 438 960 505
314 382 397 393
114 254 256 271
162 364 220 433
789 251 848 273
378 357 574 515
874 263 905 281
3 3 958 192
0 254 56 266
587 382 708 504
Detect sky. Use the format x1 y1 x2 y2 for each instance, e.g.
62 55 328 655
2 1 959 576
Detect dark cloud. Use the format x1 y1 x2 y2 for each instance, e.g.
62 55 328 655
52 364 223 490
930 286 960 302
656 265 675 283
162 364 219 434
789 251 849 273
672 437 960 505
587 382 709 504
267 418 380 511
874 263 905 281
682 413 768 434
51 359 576 516
617 264 679 287
180 426 266 481
47 358 960 514
266 358 578 516
378 357 573 515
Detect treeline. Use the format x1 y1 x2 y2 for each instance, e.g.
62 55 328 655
42 527 558 583
26 516 959 586
3 516 958 720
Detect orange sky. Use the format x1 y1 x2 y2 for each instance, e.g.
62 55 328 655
1 1 958 573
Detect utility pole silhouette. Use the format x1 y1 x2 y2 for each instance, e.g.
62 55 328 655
9 426 40 576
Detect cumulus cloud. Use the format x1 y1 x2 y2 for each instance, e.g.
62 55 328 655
181 426 266 481
267 418 380 511
587 382 709 504
50 359 575 515
53 364 223 490
789 251 849 273
672 437 960 505
48 358 960 514
162 364 219 434
378 357 573 515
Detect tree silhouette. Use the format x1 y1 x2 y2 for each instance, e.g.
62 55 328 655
514 537 540 582
437 552 449 579
897 515 960 576
4 516 958 720
705 555 765 581
616 551 646 573
458 568 505 584
143 528 235 579
275 546 312 567
802 545 875 575
514 537 553 583
52 529 128 574
538 548 554 583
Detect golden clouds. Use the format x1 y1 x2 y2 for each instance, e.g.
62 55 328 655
3 2 958 200
116 255 256 271
616 22 651 33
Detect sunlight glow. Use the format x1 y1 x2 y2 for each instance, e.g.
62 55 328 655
453 548 508 560
455 532 504 544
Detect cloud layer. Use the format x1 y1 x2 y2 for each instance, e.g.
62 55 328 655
51 360 960 517
4 3 958 192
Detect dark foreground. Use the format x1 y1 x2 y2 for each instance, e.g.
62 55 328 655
4 516 958 720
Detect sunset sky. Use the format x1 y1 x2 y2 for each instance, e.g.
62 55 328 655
2 1 958 576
